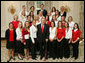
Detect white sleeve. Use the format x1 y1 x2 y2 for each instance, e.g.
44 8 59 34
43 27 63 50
69 29 72 38
30 27 35 43
16 28 19 40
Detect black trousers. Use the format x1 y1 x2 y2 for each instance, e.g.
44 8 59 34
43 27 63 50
72 41 79 59
56 39 64 59
49 40 56 59
63 39 70 58
30 38 37 59
39 39 47 58
16 40 24 54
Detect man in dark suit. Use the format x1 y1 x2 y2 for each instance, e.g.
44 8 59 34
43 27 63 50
37 17 49 61
37 4 47 17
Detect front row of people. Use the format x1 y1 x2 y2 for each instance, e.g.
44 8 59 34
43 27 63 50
5 18 81 62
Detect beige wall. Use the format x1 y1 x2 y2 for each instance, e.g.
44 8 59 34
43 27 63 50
1 1 84 38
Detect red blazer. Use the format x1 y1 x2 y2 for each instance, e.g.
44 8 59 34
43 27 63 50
44 21 51 27
72 29 81 41
22 28 30 43
57 27 65 39
12 21 19 29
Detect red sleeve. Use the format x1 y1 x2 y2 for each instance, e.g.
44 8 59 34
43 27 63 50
22 28 25 43
63 28 65 37
77 30 81 39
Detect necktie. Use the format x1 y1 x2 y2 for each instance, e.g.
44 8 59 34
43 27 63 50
42 24 44 32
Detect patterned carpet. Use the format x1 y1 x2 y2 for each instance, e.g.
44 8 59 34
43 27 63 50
1 39 84 62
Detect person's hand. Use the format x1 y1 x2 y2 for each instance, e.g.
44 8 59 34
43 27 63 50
58 40 61 42
33 41 35 44
72 41 76 43
68 41 71 44
24 42 26 45
46 39 48 42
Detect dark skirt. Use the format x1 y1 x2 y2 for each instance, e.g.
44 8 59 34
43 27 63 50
56 38 65 59
63 38 70 58
6 41 15 49
24 39 31 49
49 40 56 58
15 40 24 54
72 41 79 59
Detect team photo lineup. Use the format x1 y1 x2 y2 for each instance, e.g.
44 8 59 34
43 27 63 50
5 4 81 62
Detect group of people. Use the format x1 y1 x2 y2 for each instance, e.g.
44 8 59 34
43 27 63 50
5 4 81 62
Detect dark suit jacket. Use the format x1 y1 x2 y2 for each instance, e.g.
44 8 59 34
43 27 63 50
37 24 49 42
59 12 67 17
5 29 16 42
37 9 47 17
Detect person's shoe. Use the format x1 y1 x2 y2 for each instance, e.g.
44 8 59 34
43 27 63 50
40 56 43 60
75 57 78 60
18 56 23 60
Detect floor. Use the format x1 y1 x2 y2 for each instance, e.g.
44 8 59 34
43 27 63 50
1 39 84 62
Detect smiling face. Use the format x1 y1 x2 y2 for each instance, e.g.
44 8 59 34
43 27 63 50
48 11 51 16
60 6 64 11
9 23 13 29
14 15 18 21
51 21 55 27
40 4 44 10
74 24 77 29
68 16 72 22
25 21 29 28
18 22 23 28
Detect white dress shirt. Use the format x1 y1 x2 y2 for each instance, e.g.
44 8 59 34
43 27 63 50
55 20 58 27
30 25 37 43
36 21 41 26
51 12 55 16
49 27 56 39
68 21 75 30
65 28 72 39
16 27 23 40
49 15 52 22
19 15 27 27
56 16 61 21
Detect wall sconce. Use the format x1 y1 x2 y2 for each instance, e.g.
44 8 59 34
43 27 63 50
8 4 16 15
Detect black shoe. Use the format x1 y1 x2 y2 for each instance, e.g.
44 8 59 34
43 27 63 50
40 56 43 60
32 58 37 60
75 57 78 60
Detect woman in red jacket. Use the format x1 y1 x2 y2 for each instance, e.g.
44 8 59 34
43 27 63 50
22 21 31 60
5 22 16 62
12 15 19 29
56 21 65 59
45 15 51 27
72 23 81 60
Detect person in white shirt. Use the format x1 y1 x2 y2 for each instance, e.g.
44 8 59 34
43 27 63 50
19 11 27 26
29 11 34 22
51 7 56 16
34 15 41 26
16 21 23 60
38 11 44 23
30 20 37 60
49 21 57 59
55 10 61 21
30 6 36 15
52 15 59 27
47 11 52 22
68 16 75 30
19 5 29 25
64 22 72 58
